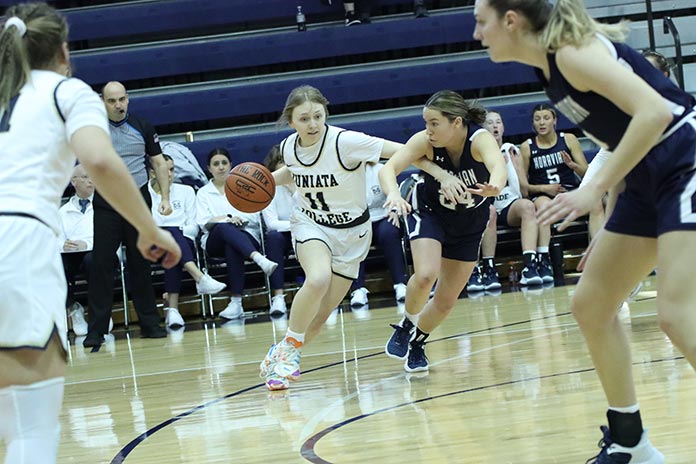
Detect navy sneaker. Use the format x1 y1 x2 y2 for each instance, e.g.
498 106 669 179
385 318 414 360
405 338 429 372
481 266 501 290
467 266 485 292
586 426 664 464
537 255 554 283
520 264 543 286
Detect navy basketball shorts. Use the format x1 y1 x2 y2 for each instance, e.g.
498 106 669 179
607 117 696 237
406 206 488 262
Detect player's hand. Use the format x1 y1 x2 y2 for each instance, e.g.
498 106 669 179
561 151 579 171
158 199 173 216
437 174 467 204
467 182 501 197
537 185 602 231
542 183 567 197
226 215 246 226
137 228 181 269
383 191 411 226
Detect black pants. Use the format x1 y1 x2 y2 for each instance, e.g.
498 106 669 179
87 185 160 335
62 251 92 308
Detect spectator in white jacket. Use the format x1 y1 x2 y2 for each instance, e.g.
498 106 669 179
149 155 226 329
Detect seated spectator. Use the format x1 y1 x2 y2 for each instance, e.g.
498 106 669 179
262 145 296 317
148 155 226 329
350 162 408 306
59 164 94 336
467 110 544 292
519 104 589 282
196 148 278 320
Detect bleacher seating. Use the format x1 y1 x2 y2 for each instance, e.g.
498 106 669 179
8 0 692 315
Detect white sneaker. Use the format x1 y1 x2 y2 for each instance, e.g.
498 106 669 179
254 255 278 276
394 283 407 303
69 302 88 336
196 273 226 295
270 294 287 316
165 307 185 329
219 297 244 320
350 287 369 307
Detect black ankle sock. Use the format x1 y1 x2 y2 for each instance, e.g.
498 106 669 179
412 327 429 344
523 251 536 267
607 409 643 447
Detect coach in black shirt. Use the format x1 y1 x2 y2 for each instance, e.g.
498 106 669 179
84 81 172 347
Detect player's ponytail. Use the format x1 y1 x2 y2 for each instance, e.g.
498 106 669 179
0 3 68 111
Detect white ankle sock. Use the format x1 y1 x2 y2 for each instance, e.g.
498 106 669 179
252 253 278 275
0 377 64 464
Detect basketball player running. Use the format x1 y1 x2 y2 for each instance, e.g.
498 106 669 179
474 0 696 461
259 85 445 391
382 90 506 373
0 5 181 463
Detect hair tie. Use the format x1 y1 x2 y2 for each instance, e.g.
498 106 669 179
3 17 27 37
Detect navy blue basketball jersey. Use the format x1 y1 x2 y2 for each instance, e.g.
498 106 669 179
535 35 696 150
416 123 492 217
527 133 580 189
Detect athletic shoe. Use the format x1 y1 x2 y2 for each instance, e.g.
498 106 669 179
259 344 276 378
196 273 226 294
481 266 502 290
219 297 244 320
394 283 407 303
466 266 485 292
164 307 185 329
271 338 302 381
536 255 554 283
385 318 414 360
345 11 361 26
350 287 369 307
69 302 88 336
270 294 287 316
405 337 429 372
520 264 543 286
141 325 167 338
265 371 290 391
586 426 664 463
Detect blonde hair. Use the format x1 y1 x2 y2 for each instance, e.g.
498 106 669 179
0 3 68 111
276 85 329 127
486 0 628 50
541 0 628 50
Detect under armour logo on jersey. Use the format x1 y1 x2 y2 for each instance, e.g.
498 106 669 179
556 96 590 125
435 155 445 162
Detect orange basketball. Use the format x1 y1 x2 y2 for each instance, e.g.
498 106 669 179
225 162 276 213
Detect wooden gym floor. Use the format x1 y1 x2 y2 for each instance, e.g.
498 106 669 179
2 275 694 463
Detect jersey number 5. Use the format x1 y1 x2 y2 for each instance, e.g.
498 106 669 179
0 96 19 133
546 167 560 184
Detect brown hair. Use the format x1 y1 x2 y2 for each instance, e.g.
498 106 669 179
424 90 487 125
0 3 68 110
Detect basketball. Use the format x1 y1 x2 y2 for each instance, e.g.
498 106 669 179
224 162 276 213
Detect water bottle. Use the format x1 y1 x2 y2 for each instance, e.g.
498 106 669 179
296 6 306 31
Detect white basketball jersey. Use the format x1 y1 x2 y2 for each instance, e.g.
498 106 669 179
280 125 383 228
0 70 108 233
493 142 523 212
